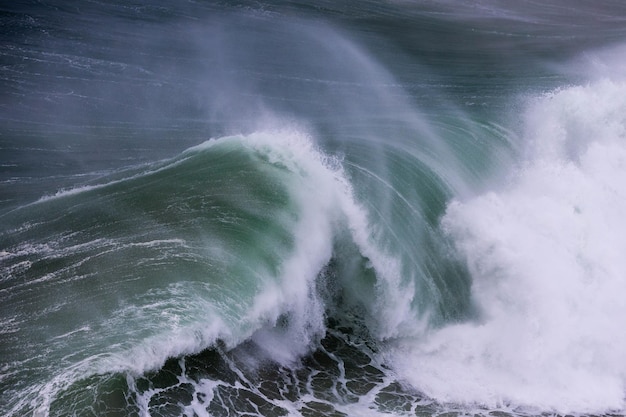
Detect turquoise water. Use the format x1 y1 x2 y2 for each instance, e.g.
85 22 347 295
2 1 626 416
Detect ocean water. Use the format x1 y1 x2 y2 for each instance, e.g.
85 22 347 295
2 1 626 416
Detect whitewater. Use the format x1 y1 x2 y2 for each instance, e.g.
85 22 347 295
392 77 626 414
2 1 626 416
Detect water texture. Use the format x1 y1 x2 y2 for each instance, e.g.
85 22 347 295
2 1 626 416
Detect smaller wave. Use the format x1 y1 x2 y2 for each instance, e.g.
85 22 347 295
33 158 192 205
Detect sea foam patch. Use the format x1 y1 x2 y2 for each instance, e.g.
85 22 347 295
389 79 626 414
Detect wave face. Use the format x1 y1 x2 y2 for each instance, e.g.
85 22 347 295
2 1 626 416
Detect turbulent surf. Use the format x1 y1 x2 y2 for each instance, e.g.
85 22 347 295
2 1 626 416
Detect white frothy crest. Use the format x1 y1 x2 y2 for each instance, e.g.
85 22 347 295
239 128 410 361
390 79 626 414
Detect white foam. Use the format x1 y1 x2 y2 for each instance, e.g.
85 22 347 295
241 129 359 362
390 79 626 414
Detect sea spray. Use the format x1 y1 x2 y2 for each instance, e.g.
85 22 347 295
389 79 626 414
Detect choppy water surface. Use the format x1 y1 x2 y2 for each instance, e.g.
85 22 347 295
2 1 626 416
